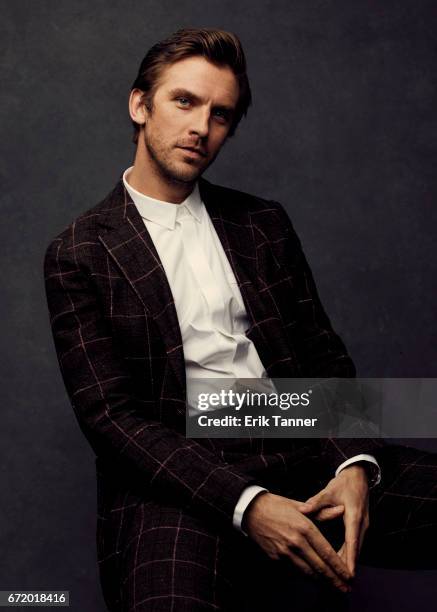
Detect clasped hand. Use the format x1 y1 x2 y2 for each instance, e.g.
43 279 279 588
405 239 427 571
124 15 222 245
244 465 369 592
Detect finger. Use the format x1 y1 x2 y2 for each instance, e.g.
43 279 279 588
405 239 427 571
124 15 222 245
337 542 346 563
344 510 362 576
343 516 367 578
357 514 370 555
306 525 352 583
297 491 327 513
299 503 343 517
337 542 351 574
291 540 351 593
313 505 344 521
282 548 315 578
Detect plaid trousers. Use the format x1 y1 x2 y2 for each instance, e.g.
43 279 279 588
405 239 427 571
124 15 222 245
97 442 437 611
44 177 437 611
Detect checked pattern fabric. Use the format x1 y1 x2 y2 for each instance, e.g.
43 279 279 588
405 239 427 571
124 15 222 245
43 176 437 611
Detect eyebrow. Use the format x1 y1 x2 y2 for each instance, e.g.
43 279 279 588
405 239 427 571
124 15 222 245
168 88 235 114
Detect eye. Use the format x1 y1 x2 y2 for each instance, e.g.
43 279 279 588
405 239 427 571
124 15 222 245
213 109 229 123
176 96 191 107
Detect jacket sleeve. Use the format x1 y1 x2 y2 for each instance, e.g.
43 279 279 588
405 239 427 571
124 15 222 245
267 201 386 470
43 236 258 528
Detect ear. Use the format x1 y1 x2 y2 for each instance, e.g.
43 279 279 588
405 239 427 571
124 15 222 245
129 89 148 127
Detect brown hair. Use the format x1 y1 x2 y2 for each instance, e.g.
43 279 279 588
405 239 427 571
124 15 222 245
130 27 252 143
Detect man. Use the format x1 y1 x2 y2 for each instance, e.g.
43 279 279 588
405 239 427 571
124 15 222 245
44 28 437 612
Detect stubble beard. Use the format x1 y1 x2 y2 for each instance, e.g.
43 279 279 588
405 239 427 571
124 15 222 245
144 130 205 186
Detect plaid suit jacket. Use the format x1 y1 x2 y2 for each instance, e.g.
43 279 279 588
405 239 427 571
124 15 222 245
43 175 382 538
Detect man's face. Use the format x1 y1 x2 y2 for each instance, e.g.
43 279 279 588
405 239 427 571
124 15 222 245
141 56 239 183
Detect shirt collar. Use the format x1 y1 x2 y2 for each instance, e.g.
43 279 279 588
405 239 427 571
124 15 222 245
122 166 203 229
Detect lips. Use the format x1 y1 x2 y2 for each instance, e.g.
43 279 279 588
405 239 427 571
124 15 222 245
178 146 206 157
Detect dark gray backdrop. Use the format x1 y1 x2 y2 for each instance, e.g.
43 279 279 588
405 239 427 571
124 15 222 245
1 1 436 610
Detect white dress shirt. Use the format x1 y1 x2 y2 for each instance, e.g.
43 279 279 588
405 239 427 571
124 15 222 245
122 167 381 535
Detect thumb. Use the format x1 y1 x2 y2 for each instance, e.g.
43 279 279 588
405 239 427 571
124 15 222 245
297 491 326 513
314 505 345 521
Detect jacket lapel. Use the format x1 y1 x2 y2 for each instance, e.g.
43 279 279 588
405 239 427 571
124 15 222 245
97 178 186 391
198 178 257 288
96 175 288 392
198 179 292 375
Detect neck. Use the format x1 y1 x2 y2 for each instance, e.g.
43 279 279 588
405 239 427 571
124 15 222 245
128 139 195 204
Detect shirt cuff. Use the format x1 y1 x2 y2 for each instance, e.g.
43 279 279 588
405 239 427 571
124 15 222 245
335 454 382 488
232 485 268 536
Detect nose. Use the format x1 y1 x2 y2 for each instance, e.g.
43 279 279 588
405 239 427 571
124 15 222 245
189 108 209 139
